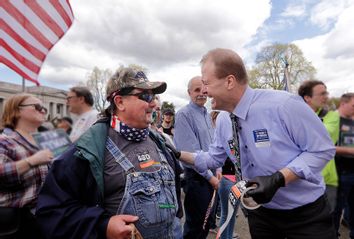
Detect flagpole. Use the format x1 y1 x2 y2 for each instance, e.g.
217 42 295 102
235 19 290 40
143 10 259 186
22 77 25 92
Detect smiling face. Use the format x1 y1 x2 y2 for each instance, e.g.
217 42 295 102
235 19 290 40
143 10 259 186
201 59 230 111
114 89 156 129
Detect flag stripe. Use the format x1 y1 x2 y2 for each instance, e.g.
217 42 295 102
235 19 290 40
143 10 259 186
1 1 53 49
0 54 38 84
0 0 73 85
25 1 64 37
40 1 70 32
10 0 59 43
0 19 46 61
0 34 41 71
1 47 38 78
0 9 48 53
51 0 74 28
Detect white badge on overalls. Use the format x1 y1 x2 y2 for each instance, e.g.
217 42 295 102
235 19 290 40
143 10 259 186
253 129 270 147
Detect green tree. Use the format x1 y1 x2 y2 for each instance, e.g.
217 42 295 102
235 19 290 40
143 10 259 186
328 97 340 110
249 43 316 91
86 66 112 113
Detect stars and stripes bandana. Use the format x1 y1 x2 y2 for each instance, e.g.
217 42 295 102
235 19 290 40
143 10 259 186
111 115 149 142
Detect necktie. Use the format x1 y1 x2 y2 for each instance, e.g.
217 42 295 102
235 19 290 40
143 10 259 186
217 113 245 237
230 113 242 182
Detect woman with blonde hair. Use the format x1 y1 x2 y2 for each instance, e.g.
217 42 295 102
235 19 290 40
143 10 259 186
0 93 53 239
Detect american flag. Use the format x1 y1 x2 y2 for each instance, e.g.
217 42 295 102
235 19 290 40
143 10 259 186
0 0 74 85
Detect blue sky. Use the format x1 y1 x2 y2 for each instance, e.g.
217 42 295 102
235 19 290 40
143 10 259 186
1 0 353 108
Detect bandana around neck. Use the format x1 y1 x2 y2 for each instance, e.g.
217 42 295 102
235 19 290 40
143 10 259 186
111 115 149 142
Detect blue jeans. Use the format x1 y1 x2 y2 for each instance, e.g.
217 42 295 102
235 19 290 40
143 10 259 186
334 173 354 238
218 177 239 239
173 217 183 239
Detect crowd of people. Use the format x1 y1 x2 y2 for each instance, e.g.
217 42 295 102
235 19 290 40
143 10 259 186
0 48 353 239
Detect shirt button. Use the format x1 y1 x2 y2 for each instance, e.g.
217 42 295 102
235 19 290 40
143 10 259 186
251 163 254 167
245 145 248 149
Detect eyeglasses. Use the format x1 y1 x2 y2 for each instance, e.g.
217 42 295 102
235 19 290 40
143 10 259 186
313 91 329 97
19 104 48 113
66 96 78 101
125 91 155 103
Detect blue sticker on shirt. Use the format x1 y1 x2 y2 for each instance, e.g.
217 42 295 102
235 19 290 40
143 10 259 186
253 129 271 147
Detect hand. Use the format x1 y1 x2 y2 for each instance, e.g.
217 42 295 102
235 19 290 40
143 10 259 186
165 143 181 159
216 171 222 180
209 176 219 190
245 171 285 204
106 214 139 239
28 149 53 166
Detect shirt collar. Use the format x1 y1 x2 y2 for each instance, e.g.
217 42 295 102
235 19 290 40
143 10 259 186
189 101 207 113
232 86 254 120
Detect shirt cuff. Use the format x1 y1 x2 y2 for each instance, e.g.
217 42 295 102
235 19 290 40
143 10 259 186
286 161 320 184
203 170 214 181
194 152 208 174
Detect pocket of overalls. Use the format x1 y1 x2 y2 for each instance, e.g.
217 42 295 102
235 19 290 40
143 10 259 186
131 182 175 228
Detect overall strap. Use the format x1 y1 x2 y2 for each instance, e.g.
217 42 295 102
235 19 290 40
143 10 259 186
149 131 169 165
106 137 135 172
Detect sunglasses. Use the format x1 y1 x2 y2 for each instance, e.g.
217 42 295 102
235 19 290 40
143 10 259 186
19 103 48 114
125 91 155 103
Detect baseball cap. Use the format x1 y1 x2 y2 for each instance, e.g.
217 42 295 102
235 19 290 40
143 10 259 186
106 67 167 101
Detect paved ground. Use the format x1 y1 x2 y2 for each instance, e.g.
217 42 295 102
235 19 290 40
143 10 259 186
205 206 351 239
181 192 350 239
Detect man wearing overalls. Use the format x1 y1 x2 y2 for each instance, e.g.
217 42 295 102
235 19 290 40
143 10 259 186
36 66 179 239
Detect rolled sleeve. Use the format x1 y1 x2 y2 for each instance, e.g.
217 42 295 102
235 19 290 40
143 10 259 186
174 109 215 180
280 96 336 183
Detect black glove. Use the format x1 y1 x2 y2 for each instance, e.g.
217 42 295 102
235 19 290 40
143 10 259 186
165 143 181 159
245 171 285 204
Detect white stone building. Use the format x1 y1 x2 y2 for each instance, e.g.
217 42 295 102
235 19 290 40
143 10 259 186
0 81 69 121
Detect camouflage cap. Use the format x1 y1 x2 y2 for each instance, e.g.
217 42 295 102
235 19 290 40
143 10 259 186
106 67 167 100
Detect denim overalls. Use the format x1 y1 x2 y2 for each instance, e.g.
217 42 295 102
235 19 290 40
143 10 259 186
106 137 177 238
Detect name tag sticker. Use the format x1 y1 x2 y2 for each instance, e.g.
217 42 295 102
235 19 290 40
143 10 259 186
253 129 270 147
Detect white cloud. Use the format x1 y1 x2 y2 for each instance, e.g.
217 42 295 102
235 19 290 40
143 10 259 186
281 3 306 17
310 0 352 30
294 2 354 97
37 0 271 104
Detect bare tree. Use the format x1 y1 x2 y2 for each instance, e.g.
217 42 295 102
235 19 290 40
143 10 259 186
86 67 112 113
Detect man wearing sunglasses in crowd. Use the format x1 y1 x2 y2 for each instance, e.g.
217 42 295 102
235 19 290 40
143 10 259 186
36 67 180 239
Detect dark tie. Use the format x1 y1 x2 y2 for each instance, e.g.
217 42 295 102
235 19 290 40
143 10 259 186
230 113 242 182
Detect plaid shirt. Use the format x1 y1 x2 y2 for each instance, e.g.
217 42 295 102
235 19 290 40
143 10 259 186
0 128 49 209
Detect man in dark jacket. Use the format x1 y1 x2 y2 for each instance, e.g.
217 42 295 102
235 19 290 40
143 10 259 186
36 67 181 239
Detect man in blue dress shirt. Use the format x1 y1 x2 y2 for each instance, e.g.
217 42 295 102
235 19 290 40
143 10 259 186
174 76 219 239
177 48 337 239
